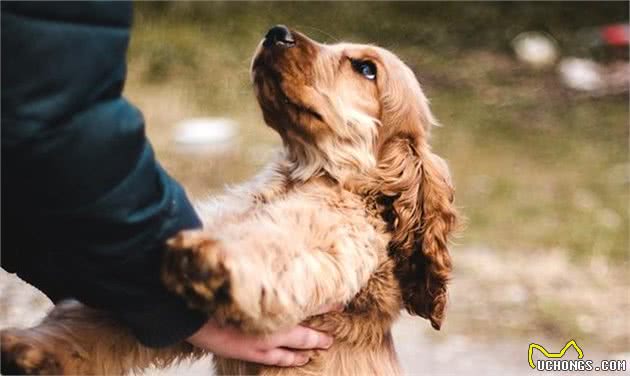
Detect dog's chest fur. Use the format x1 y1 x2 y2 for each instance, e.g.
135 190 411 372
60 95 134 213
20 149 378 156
200 165 404 375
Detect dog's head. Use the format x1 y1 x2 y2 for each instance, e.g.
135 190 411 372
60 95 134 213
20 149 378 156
251 25 458 330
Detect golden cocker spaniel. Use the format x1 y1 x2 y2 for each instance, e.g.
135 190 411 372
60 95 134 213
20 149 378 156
1 26 458 375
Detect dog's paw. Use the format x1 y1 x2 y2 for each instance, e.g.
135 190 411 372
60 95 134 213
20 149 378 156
1 329 63 375
162 230 232 313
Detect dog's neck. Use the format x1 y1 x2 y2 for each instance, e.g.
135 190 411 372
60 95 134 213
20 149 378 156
282 139 376 186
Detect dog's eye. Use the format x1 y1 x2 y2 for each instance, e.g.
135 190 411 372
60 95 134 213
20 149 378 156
351 59 377 80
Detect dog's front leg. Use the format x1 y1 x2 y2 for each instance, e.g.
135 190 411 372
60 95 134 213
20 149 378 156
162 200 386 334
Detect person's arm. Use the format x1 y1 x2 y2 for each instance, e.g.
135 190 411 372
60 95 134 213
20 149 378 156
1 4 337 362
1 1 208 347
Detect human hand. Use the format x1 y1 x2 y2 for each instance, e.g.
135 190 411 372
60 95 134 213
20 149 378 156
187 304 340 367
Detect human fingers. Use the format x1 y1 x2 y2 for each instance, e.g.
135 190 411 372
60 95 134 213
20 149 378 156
251 348 309 367
263 325 333 350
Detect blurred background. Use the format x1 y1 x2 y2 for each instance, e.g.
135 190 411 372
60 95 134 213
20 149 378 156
1 2 628 374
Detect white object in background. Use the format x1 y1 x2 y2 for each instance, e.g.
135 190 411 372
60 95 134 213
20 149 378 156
558 57 604 92
511 31 559 68
174 117 237 151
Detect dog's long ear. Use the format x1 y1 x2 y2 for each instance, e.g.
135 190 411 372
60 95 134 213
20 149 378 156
378 136 457 330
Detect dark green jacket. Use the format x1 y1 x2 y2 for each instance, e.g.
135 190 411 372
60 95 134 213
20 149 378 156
1 1 206 347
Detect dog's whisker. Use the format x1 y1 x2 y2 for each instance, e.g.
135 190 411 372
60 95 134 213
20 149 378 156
297 25 340 43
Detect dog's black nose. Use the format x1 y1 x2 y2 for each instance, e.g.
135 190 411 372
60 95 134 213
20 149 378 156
263 25 294 48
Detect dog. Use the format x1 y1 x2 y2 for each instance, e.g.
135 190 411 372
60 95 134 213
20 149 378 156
0 25 458 375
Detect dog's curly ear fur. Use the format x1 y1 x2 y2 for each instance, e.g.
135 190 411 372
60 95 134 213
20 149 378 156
378 136 457 330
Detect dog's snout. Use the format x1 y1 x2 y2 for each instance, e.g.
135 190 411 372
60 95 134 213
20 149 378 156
263 25 294 48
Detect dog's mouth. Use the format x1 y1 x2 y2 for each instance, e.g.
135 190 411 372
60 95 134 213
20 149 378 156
252 63 324 126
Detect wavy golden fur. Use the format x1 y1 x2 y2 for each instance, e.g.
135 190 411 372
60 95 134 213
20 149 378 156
1 27 458 375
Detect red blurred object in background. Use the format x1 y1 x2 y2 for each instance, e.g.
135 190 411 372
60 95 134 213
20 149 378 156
600 24 629 46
